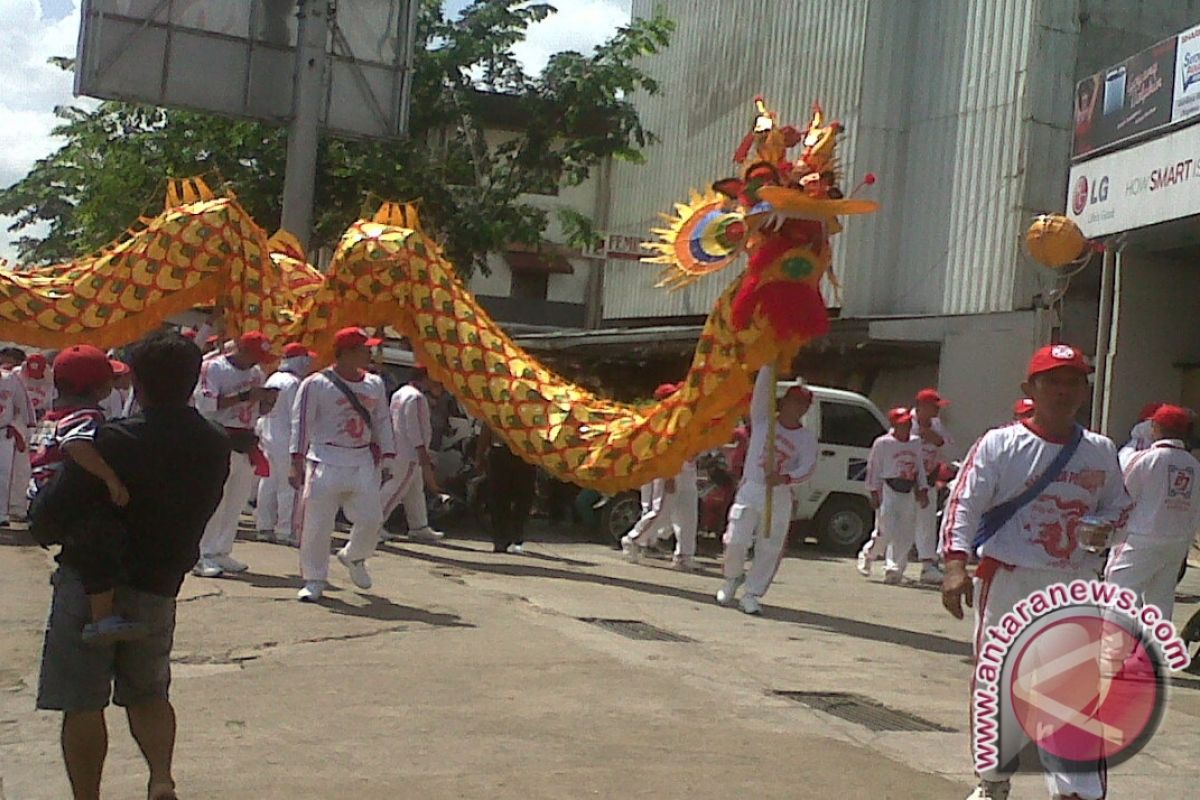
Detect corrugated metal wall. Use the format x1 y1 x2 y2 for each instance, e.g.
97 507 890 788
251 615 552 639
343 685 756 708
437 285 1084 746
603 0 870 320
604 0 1056 320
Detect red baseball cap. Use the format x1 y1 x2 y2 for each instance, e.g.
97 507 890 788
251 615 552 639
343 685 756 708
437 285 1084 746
53 345 113 393
237 331 274 363
108 359 130 376
282 342 316 359
1138 402 1164 421
888 407 913 425
1151 404 1192 431
915 388 949 407
1012 397 1035 417
1026 344 1092 379
334 327 383 351
653 382 678 400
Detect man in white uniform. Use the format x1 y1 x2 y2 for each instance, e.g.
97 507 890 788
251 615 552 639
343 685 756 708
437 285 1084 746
941 344 1132 800
0 365 34 525
255 342 313 545
857 408 930 584
381 366 445 541
192 331 274 578
913 388 952 583
1106 404 1200 620
620 383 700 570
100 359 133 419
291 327 396 602
1117 402 1163 469
715 367 817 615
12 353 51 520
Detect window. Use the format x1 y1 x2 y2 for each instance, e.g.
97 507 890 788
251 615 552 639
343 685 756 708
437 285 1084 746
821 402 885 449
511 271 549 301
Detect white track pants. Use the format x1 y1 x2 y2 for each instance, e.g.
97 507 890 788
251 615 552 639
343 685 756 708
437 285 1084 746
915 495 939 561
722 482 791 599
973 564 1106 799
0 436 16 523
628 469 699 557
198 453 256 559
380 461 429 531
1105 534 1192 621
859 486 919 577
298 461 384 583
256 445 299 538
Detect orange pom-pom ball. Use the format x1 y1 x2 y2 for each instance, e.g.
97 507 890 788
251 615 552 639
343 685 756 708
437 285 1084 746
1026 214 1087 269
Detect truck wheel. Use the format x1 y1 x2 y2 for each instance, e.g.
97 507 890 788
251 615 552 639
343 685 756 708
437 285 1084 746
814 495 873 553
598 491 642 548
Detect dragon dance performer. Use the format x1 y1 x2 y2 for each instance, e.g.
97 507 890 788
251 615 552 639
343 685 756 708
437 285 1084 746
255 342 314 546
192 332 275 579
291 327 396 602
715 366 817 615
382 364 446 542
942 344 1131 800
620 382 700 571
0 360 34 526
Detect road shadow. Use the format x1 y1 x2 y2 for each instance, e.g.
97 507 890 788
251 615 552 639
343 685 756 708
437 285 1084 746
379 545 971 658
228 570 304 591
0 526 36 547
317 592 473 628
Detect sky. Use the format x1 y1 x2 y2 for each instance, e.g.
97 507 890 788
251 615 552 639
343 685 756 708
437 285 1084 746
0 0 633 261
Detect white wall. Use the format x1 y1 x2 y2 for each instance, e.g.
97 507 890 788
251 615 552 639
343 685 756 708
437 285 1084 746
1104 251 1200 442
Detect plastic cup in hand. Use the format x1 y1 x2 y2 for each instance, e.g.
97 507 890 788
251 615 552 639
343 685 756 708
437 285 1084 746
1078 515 1114 553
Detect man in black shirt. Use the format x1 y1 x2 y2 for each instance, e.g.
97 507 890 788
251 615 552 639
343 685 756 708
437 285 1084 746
33 332 230 800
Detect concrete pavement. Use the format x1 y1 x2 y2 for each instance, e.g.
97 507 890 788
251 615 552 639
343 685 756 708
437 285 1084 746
2 522 1198 799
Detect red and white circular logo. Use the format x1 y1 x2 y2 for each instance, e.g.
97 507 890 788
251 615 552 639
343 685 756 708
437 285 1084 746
1051 345 1076 360
1008 614 1163 764
1072 176 1089 215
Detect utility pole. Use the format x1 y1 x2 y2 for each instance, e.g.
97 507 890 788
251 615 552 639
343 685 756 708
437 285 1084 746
280 0 331 250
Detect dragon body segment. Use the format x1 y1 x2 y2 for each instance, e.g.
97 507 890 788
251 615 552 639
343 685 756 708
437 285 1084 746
0 98 875 493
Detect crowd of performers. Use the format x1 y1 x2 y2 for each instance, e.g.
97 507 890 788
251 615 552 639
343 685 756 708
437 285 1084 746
5 328 1198 800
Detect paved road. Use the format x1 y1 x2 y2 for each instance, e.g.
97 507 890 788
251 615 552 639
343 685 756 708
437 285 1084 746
2 523 1197 799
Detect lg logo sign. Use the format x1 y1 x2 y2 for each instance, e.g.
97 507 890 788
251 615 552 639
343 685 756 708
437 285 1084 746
1072 175 1110 214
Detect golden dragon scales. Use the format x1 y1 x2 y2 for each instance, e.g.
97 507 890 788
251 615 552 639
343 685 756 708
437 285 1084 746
0 98 875 493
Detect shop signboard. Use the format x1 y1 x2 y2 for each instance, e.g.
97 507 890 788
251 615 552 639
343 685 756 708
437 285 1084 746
1073 35 1178 159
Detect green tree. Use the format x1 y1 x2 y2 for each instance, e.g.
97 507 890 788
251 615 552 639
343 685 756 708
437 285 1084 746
0 1 672 273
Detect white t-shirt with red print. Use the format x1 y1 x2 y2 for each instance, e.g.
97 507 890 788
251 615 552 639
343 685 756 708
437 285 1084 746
1120 439 1200 546
911 412 953 475
866 432 928 493
194 356 265 430
742 366 818 488
291 370 395 467
941 420 1132 571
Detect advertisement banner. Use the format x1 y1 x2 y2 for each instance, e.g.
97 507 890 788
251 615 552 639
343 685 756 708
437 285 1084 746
1073 36 1178 159
1066 122 1200 238
1174 24 1200 125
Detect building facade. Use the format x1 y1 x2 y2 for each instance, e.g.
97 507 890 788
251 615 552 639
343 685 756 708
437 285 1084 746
596 0 1200 454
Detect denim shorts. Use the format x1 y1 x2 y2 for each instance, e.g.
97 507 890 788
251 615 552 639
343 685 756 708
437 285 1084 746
36 568 176 712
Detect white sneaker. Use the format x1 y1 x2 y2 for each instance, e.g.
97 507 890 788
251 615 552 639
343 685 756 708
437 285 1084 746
337 549 372 590
255 529 275 543
965 780 1010 800
506 544 524 554
883 571 904 585
620 534 642 563
920 563 945 584
856 552 871 577
408 526 445 542
191 558 224 578
297 581 325 602
739 594 763 615
715 575 744 606
210 554 248 574
671 555 695 571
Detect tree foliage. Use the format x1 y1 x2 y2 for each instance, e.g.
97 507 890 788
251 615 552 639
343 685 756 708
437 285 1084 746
0 1 672 273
